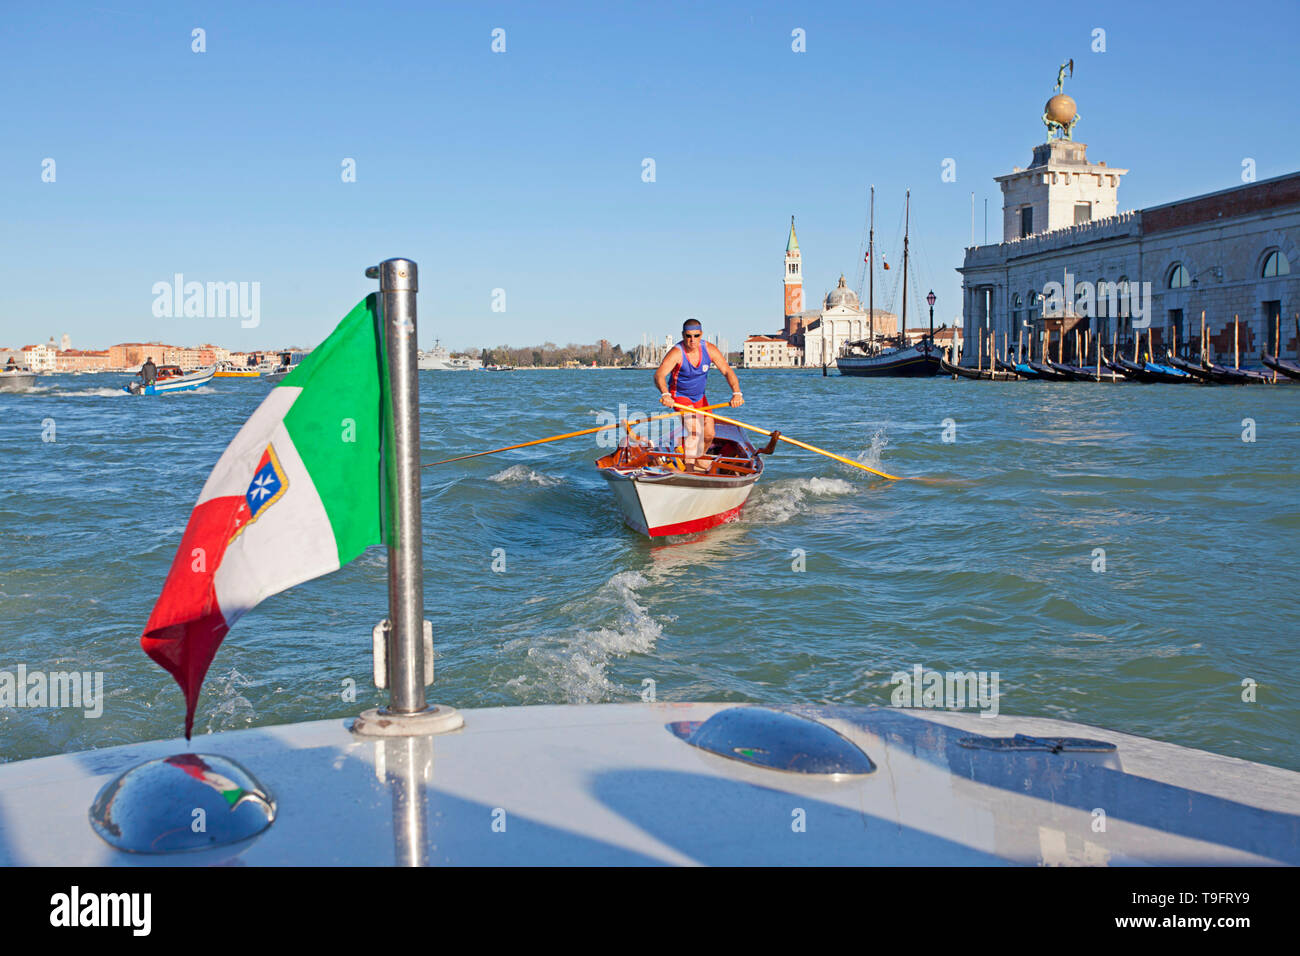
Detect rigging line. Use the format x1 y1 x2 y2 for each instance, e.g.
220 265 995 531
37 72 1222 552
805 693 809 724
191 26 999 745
854 186 872 300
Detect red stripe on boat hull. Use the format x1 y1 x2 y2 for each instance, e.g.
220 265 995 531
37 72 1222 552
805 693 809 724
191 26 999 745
646 503 746 537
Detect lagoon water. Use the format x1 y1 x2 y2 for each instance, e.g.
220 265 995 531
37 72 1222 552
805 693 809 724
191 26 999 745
2 369 1298 770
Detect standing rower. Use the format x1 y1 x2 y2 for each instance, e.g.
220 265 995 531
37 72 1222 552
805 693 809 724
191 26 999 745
654 319 743 472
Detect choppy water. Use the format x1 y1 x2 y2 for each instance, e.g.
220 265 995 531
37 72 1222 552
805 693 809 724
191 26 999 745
2 370 1298 770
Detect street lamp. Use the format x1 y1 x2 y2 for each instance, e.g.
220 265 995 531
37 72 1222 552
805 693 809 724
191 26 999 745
926 290 936 345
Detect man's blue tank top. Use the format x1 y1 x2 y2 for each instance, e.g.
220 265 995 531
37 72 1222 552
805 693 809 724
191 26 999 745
669 342 710 399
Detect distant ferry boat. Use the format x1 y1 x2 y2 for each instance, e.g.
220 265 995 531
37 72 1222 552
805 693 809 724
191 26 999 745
418 341 481 371
213 362 263 379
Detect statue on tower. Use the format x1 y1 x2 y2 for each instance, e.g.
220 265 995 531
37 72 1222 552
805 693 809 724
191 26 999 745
1042 59 1080 141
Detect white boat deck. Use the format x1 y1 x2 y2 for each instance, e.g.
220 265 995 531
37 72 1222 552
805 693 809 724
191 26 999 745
1 702 1295 866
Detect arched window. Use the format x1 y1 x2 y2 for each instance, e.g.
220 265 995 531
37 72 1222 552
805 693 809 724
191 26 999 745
1012 293 1022 308
1168 264 1189 289
1263 250 1291 278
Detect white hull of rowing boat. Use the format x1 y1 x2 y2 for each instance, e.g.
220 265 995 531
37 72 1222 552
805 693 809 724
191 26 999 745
608 475 755 537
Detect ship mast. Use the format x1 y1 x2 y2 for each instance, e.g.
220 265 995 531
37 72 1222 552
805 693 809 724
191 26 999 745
900 190 909 347
868 186 875 350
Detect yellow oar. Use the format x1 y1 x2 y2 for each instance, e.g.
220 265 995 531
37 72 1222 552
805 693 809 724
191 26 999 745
424 402 732 467
670 401 904 481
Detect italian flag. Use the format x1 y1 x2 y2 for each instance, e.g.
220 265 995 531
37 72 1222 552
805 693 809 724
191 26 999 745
142 295 385 738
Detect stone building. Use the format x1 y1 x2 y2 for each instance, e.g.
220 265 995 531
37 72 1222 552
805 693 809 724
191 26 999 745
959 133 1298 365
54 349 112 371
743 334 802 368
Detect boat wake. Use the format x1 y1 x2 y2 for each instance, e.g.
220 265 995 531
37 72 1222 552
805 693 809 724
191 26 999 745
504 570 664 703
743 477 857 524
46 387 129 398
488 464 563 487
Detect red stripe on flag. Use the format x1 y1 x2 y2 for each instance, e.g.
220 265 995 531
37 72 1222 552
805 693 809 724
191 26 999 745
140 494 245 739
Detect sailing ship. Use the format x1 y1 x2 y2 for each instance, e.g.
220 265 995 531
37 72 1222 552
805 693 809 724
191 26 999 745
837 189 942 378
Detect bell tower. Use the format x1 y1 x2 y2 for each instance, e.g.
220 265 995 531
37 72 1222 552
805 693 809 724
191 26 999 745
784 217 803 337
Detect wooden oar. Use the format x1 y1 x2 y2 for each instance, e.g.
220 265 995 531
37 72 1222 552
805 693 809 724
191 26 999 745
670 402 904 481
423 402 731 467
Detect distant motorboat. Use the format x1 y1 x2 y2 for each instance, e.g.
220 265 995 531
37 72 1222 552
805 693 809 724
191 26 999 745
124 365 215 395
0 367 37 391
262 351 307 384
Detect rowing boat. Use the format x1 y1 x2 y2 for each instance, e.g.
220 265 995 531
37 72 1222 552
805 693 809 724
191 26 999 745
595 421 768 537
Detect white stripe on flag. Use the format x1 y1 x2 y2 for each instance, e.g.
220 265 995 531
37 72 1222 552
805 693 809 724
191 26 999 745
197 387 303 505
213 420 340 624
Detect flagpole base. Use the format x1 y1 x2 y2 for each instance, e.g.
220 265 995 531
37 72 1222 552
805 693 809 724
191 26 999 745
351 705 463 738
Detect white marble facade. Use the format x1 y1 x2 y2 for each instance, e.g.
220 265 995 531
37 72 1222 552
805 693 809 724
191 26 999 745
960 148 1299 364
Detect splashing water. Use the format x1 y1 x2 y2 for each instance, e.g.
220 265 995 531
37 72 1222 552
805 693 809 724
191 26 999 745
855 427 890 470
488 464 563 486
743 477 857 525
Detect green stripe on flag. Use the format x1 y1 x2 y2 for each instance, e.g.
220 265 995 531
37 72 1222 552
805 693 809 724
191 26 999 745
281 294 385 563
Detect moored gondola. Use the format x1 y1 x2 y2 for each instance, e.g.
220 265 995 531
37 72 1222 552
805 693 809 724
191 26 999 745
1261 351 1300 381
994 356 1040 379
1106 354 1193 384
1044 358 1112 382
938 355 1012 380
1026 359 1072 381
1165 351 1272 384
939 355 983 379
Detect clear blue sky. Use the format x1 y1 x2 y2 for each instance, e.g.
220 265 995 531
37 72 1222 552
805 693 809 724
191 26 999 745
2 0 1296 353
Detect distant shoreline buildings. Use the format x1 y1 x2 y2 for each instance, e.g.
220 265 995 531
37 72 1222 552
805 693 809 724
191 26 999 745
0 337 286 372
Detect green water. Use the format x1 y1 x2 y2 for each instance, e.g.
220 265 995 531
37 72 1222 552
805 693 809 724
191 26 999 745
2 370 1297 770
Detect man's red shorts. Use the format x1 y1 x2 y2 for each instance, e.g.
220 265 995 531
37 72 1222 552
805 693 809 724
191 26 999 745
671 393 708 409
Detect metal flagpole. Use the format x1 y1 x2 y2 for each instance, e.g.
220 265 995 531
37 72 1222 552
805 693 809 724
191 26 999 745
354 257 462 737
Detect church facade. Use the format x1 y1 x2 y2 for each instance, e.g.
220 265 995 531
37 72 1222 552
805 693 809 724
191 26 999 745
744 219 897 368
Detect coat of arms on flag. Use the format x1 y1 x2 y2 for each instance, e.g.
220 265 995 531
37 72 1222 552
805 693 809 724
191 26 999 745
230 445 289 543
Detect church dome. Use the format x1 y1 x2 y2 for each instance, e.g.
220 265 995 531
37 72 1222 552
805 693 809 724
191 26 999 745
824 274 860 310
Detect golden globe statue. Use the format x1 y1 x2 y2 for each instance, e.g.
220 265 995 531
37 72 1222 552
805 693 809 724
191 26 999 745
1042 60 1081 141
1045 93 1077 126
